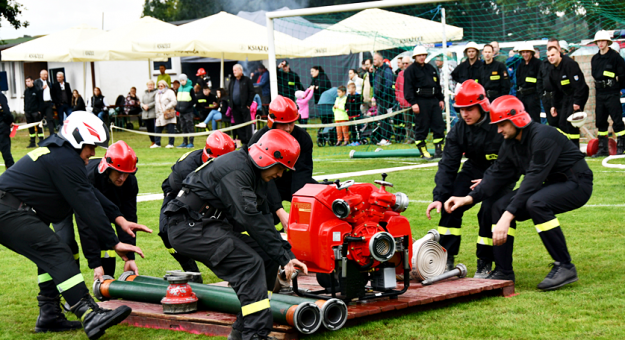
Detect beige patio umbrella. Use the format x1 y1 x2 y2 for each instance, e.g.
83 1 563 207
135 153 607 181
1 24 103 62
302 8 464 57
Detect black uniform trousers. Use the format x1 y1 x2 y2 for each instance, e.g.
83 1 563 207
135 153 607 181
41 101 56 135
413 97 445 145
25 111 45 140
168 214 273 340
376 104 392 141
542 92 558 128
40 215 80 296
518 92 542 124
438 163 513 262
489 172 593 275
0 123 14 168
0 205 88 304
558 97 584 147
158 199 201 274
595 91 625 136
231 106 253 145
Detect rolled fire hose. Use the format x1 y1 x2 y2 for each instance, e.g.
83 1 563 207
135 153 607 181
94 278 322 334
410 229 448 281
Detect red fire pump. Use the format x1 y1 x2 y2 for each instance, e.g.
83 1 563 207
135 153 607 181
288 173 412 301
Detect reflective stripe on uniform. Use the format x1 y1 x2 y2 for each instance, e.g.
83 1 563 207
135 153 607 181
603 70 615 78
490 75 501 80
438 226 461 236
38 273 53 283
535 218 559 233
561 79 570 85
73 253 80 260
267 291 273 300
241 299 270 316
167 248 177 254
57 274 84 293
616 130 625 137
29 133 36 138
568 134 580 140
433 138 444 144
525 77 537 83
491 225 516 237
486 154 498 160
414 140 423 145
476 236 493 246
27 147 50 161
101 250 116 258
241 231 250 236
556 128 567 137
598 131 609 136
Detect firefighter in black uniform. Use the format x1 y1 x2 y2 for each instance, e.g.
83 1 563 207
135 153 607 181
404 45 445 159
165 129 308 340
547 46 589 149
451 42 483 85
0 92 15 168
159 131 235 282
276 60 304 102
445 95 592 290
591 30 625 155
248 95 316 229
426 81 509 277
515 42 543 123
480 44 510 103
0 112 147 339
538 39 561 128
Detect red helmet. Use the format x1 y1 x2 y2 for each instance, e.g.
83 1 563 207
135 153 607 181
248 129 300 171
454 80 490 112
489 95 532 128
202 131 236 163
268 95 299 128
98 140 138 174
196 68 206 77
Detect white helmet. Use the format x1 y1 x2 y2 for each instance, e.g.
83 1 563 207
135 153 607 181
567 112 588 128
517 42 535 53
593 30 613 44
611 42 621 53
58 111 110 149
412 45 428 58
463 42 480 54
559 40 570 52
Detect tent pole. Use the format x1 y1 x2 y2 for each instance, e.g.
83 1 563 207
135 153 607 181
220 52 224 88
83 62 86 97
442 7 451 133
266 15 278 100
148 58 151 79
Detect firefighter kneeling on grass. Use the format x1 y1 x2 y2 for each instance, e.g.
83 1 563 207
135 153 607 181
0 112 148 339
445 96 593 290
165 129 308 340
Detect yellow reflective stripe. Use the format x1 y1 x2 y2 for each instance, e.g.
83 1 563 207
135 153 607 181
616 130 625 137
101 250 116 258
526 77 537 83
167 248 176 254
490 75 501 80
57 274 84 293
177 91 192 102
474 79 479 83
603 70 615 78
598 131 609 136
197 99 207 103
535 218 559 233
568 134 580 140
241 299 270 316
438 226 461 236
433 138 444 143
267 291 273 300
433 77 438 82
491 225 516 237
477 236 493 246
27 147 50 161
288 81 295 86
561 79 570 85
194 158 214 172
73 253 80 260
38 273 53 283
29 133 36 137
556 128 567 137
81 308 93 322
241 231 250 236
414 140 424 145
486 154 498 160
178 150 194 161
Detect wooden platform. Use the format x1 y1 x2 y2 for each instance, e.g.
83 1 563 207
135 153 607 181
99 275 514 339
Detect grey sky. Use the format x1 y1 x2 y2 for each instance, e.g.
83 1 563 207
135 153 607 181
0 0 145 40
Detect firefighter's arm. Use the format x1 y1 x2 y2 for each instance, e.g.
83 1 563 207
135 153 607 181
469 148 519 204
433 125 463 203
568 63 588 107
501 64 511 95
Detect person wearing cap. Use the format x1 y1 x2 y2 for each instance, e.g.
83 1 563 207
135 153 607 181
404 45 445 159
451 42 483 85
165 129 308 340
481 44 510 103
515 42 543 123
591 30 625 156
426 80 508 278
445 95 592 290
538 39 560 128
547 46 589 149
276 60 304 102
158 131 236 283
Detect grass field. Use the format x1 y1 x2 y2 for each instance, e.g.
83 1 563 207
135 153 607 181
0 129 624 339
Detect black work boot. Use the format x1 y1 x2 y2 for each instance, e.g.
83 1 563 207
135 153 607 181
27 138 37 148
617 136 625 155
35 295 82 333
592 136 610 157
445 256 454 272
71 294 132 340
537 262 578 291
227 328 243 340
434 142 444 158
485 268 515 282
474 259 492 279
416 142 432 160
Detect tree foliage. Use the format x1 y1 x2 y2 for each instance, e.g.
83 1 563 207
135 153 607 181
0 0 29 29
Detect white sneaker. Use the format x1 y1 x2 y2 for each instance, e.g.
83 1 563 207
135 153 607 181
150 144 161 148
377 139 391 146
165 144 174 149
195 122 207 128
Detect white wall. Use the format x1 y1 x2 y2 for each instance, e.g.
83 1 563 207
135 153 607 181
2 61 25 113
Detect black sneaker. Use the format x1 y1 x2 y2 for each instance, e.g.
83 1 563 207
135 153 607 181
445 256 455 272
537 262 578 291
474 259 492 279
485 268 515 282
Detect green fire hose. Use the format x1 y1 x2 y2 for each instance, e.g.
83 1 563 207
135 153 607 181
349 148 435 158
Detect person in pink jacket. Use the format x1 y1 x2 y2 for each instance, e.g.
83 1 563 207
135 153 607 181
295 86 314 124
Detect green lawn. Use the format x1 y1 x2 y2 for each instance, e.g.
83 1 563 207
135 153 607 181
0 130 623 339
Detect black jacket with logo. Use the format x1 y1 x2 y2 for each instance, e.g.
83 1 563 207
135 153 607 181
591 48 625 94
549 55 589 109
404 62 444 104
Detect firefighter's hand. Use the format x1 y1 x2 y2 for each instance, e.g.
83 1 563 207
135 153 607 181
116 216 153 237
573 104 580 111
470 179 482 190
439 101 445 110
276 208 289 231
551 107 557 117
94 266 104 282
124 260 139 275
114 242 145 261
412 103 420 113
284 259 308 279
493 212 515 246
444 196 473 213
426 201 442 220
